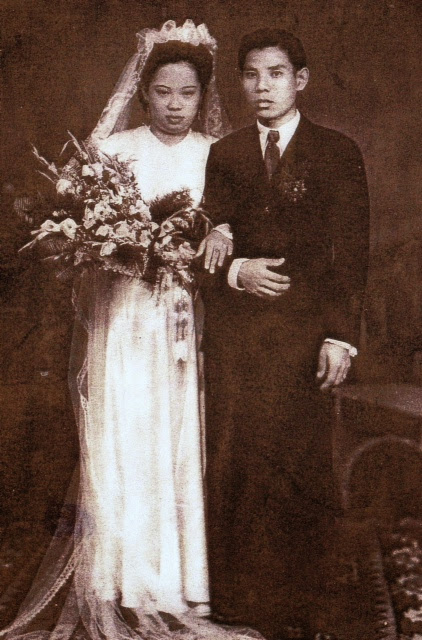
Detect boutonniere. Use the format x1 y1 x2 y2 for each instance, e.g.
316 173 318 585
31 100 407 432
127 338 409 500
278 160 310 204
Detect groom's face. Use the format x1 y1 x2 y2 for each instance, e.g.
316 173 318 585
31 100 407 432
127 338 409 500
241 46 309 126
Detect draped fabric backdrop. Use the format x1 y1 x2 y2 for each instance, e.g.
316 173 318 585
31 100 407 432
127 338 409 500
0 0 421 549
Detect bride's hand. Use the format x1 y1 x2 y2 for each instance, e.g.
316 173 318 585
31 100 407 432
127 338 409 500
196 230 233 274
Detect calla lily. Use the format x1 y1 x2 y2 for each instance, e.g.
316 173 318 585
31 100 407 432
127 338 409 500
60 218 79 239
56 178 75 196
40 220 61 233
100 241 117 256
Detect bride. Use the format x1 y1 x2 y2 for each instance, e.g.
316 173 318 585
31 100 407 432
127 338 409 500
0 19 260 640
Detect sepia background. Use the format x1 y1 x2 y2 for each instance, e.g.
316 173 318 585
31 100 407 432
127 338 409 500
0 1 421 633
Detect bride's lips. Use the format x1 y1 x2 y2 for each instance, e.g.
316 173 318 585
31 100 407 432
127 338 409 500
166 115 184 124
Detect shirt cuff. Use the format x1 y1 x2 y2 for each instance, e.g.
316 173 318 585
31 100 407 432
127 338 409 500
213 224 233 240
228 258 249 290
325 338 358 357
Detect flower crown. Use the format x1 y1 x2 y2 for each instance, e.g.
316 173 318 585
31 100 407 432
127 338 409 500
136 19 217 57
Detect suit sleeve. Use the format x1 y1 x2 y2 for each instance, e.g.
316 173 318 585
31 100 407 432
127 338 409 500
322 139 370 347
200 141 240 290
203 142 237 228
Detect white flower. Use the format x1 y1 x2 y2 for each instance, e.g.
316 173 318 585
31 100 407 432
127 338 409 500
178 242 196 260
114 221 136 241
95 225 111 237
110 194 123 206
100 241 117 256
56 179 74 196
91 162 104 178
136 199 151 217
93 201 113 220
160 235 173 247
159 220 174 237
114 221 130 236
81 165 95 177
60 218 78 240
40 219 61 233
83 207 96 229
138 230 152 248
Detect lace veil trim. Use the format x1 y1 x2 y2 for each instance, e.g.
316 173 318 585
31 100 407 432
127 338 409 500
90 19 229 142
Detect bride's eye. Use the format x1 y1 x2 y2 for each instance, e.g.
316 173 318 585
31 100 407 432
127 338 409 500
155 88 170 96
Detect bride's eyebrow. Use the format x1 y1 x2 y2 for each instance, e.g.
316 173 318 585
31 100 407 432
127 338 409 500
152 84 198 89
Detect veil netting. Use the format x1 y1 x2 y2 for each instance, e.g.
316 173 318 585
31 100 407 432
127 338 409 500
0 19 264 640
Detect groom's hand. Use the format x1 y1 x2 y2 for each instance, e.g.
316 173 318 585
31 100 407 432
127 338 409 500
238 258 290 298
316 342 351 390
196 230 233 274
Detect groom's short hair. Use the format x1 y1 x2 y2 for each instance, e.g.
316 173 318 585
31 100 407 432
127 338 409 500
238 28 307 72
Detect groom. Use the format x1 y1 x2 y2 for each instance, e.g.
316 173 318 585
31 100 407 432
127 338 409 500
199 28 370 640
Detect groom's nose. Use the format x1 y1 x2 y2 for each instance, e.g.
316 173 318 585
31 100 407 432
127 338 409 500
255 74 270 92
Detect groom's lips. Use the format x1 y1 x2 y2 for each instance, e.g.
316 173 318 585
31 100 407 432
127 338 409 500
256 100 273 108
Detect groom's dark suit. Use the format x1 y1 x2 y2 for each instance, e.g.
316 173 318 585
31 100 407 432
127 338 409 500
201 115 369 636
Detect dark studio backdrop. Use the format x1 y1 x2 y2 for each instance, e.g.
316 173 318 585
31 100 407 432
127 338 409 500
0 0 421 530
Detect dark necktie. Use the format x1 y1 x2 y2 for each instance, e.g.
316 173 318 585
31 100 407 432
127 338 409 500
264 130 281 180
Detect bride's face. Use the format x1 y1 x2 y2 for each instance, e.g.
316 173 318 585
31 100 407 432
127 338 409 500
147 61 202 137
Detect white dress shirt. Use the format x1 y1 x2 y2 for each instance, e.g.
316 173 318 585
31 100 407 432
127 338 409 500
215 111 356 355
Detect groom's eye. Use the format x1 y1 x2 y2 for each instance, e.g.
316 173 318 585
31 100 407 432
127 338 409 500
271 70 283 78
243 71 257 79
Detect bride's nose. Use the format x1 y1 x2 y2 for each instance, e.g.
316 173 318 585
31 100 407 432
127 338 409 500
168 94 183 110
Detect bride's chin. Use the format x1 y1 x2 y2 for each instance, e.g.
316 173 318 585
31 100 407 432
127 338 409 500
150 123 192 142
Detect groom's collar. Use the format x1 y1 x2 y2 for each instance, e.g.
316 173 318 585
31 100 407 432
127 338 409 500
256 110 301 156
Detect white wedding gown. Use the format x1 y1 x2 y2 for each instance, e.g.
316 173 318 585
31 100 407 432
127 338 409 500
84 126 212 613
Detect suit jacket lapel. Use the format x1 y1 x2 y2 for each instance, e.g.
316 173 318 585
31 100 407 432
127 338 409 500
243 123 268 184
273 115 311 179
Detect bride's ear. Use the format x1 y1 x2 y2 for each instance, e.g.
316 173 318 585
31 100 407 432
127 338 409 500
138 86 149 112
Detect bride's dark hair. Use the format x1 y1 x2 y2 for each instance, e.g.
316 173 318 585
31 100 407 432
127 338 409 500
138 40 213 108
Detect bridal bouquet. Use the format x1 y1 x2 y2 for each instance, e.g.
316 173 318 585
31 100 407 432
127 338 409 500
24 135 212 291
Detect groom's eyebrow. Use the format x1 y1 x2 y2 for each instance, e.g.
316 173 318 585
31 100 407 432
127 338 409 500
243 63 288 71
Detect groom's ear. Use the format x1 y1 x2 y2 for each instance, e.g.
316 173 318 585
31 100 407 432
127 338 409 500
295 67 309 92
